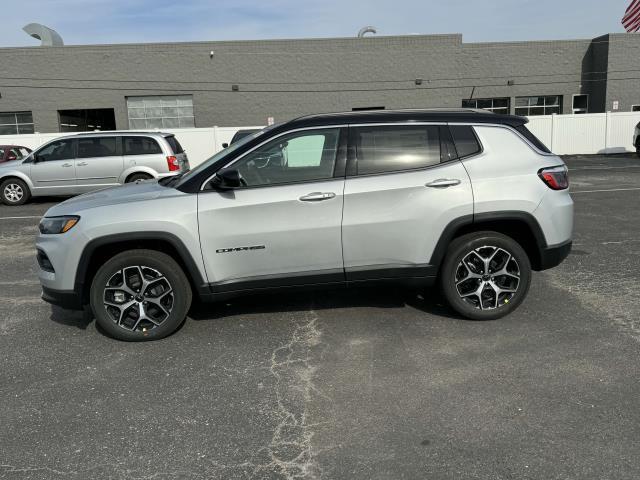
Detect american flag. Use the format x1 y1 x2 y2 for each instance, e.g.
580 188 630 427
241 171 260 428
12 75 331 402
622 0 640 32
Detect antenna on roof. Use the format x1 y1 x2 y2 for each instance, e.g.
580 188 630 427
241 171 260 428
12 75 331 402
22 23 64 46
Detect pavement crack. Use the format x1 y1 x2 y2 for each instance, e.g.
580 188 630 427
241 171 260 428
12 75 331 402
254 309 325 479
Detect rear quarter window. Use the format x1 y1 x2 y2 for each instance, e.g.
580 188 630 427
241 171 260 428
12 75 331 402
449 125 482 158
514 125 551 153
165 136 184 154
123 136 163 155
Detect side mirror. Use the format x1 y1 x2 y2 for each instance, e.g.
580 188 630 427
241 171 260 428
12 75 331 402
211 169 244 190
221 143 229 149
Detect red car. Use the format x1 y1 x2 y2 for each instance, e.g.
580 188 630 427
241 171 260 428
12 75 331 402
0 145 32 163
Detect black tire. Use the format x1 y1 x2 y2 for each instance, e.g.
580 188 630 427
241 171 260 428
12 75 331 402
90 249 192 341
636 146 640 159
1 178 31 206
126 173 153 183
439 231 532 321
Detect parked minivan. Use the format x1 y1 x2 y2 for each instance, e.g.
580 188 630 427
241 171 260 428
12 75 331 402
0 132 189 205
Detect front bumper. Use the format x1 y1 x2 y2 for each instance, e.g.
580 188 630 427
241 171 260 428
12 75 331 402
538 240 572 271
41 286 83 310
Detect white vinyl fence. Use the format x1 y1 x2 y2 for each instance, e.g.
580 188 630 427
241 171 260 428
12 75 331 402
1 112 638 162
526 112 640 155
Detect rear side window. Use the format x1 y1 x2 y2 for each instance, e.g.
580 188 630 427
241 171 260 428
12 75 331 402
449 126 482 158
123 136 162 156
165 135 184 154
354 125 440 175
514 125 551 153
77 137 117 158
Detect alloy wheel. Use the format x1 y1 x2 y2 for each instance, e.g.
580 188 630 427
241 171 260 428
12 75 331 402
103 265 174 332
4 183 24 203
455 246 520 311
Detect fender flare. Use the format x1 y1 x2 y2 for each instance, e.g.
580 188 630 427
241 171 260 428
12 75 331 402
429 211 548 269
74 231 209 300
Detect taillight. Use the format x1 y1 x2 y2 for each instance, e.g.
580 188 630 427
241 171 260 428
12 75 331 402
166 155 180 172
538 166 569 190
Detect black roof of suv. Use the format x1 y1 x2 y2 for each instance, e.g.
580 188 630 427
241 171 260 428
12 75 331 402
288 108 528 129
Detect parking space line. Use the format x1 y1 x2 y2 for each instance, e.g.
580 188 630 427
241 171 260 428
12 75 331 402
572 187 640 194
570 166 640 171
0 215 42 220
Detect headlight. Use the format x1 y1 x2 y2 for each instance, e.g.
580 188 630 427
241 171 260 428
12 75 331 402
39 216 80 234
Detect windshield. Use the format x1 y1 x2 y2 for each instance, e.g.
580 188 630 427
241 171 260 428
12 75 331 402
175 126 273 187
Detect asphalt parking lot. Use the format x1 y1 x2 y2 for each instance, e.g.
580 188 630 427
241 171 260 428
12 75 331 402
1 155 639 480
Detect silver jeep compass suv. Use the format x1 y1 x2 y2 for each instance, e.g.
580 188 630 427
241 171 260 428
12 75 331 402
36 109 573 341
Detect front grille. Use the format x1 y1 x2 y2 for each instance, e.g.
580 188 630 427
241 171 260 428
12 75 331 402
37 249 54 273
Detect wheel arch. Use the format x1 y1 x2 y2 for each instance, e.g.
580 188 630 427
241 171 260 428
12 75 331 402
75 232 208 305
0 172 34 191
118 166 159 184
430 212 548 272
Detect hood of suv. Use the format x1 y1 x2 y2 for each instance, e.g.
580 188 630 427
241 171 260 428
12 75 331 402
45 180 172 216
0 159 26 169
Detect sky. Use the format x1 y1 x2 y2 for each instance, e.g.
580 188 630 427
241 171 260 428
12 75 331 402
1 0 633 47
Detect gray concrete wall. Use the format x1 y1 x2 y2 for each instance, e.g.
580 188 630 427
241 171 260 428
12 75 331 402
605 33 640 112
0 33 633 132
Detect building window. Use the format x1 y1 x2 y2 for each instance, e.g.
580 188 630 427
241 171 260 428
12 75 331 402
515 96 562 116
462 98 510 114
58 109 116 132
126 95 195 129
632 105 640 112
0 111 35 135
572 95 589 114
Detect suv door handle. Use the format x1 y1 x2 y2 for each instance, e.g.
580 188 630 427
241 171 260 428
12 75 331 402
61 163 73 168
299 192 336 202
425 178 461 188
76 162 88 166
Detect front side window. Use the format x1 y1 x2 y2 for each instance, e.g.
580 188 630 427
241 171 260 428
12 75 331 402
354 125 440 175
229 128 340 187
77 137 117 158
36 140 74 162
515 96 562 116
123 136 162 156
0 111 34 135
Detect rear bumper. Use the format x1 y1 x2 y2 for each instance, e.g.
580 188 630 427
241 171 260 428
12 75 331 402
538 240 572 271
41 286 83 311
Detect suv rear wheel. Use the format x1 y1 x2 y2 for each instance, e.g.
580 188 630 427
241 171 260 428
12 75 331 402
126 172 153 183
440 232 532 320
90 249 192 341
1 178 31 206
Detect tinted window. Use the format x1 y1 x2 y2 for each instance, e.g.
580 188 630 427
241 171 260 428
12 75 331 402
165 136 184 154
77 137 117 158
37 139 74 162
123 136 162 155
514 125 551 153
230 128 340 187
450 126 482 158
355 126 440 175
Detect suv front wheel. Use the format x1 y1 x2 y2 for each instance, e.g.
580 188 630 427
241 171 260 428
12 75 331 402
440 232 532 320
90 249 192 341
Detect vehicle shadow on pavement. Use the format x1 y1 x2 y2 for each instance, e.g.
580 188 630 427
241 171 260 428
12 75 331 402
188 286 464 322
49 305 93 330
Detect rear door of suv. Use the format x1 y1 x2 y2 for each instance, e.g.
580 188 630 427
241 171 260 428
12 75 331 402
341 123 474 281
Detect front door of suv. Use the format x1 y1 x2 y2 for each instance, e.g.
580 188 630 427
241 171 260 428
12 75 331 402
30 138 77 195
198 127 347 290
342 124 473 280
